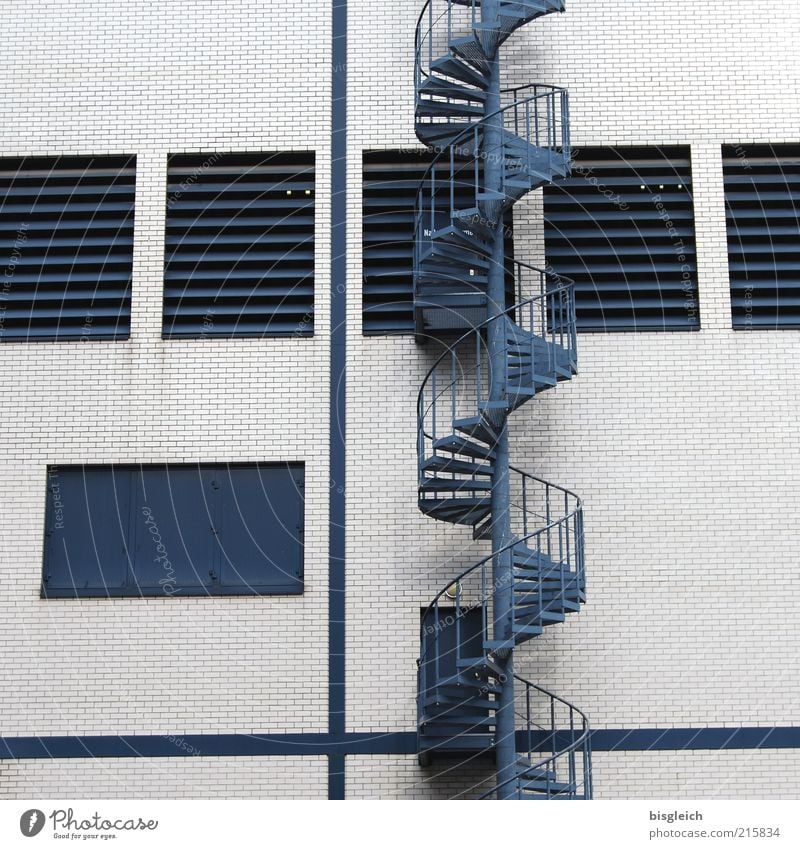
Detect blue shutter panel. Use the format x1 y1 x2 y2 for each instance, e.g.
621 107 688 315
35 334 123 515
130 466 217 593
214 463 304 594
42 464 305 597
544 146 699 331
0 155 134 341
43 467 131 594
163 152 315 338
723 144 800 329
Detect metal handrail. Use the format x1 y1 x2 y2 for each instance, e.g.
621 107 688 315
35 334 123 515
415 2 568 86
477 674 592 799
412 86 570 195
412 89 570 298
416 281 576 451
416 285 574 434
416 472 582 646
413 0 588 802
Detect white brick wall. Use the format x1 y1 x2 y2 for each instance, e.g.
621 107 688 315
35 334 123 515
592 750 800 800
346 755 495 800
346 751 800 799
0 756 327 799
0 1 332 740
1 0 798 798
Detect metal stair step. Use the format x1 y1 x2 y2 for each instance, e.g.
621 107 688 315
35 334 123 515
482 638 514 658
449 35 491 75
423 694 497 711
421 242 491 269
451 207 495 239
431 223 493 254
507 385 537 398
415 121 477 147
514 623 544 641
432 435 496 459
472 515 493 540
513 577 581 592
419 496 491 526
513 585 583 603
416 101 485 120
453 415 498 446
516 588 585 607
422 709 496 727
518 779 577 795
417 733 495 753
418 77 487 103
421 454 493 476
514 608 566 624
429 55 490 90
419 477 492 493
519 767 558 782
456 655 503 676
436 678 502 697
416 269 489 288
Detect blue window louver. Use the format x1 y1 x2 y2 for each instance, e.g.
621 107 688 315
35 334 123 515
163 152 315 338
544 146 699 331
723 144 800 329
0 155 135 341
42 463 305 597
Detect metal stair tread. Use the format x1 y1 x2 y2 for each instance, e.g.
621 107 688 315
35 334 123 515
421 454 493 475
432 434 496 459
419 477 493 492
429 56 490 89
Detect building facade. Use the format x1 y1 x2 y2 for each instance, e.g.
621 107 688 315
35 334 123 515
1 0 799 799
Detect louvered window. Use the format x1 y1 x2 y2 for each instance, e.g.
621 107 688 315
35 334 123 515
723 144 800 329
544 146 699 331
0 155 134 341
164 152 315 338
362 150 514 334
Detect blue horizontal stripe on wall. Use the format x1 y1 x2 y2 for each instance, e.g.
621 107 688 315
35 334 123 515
589 727 800 751
0 734 417 760
1 728 799 759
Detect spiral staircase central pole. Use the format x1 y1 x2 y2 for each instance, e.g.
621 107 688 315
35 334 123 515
481 0 516 800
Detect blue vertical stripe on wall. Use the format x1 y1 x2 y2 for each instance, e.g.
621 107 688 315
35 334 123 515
329 0 348 800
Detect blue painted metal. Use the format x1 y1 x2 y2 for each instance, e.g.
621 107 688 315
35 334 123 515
163 152 315 338
361 150 517 334
329 0 348 800
412 0 592 799
42 464 305 597
0 155 134 341
544 146 699 331
3 727 800 761
722 143 800 329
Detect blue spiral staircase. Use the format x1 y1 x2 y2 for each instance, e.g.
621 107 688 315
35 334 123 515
412 0 592 799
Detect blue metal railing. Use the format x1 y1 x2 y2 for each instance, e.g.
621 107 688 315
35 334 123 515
478 676 592 799
416 283 577 462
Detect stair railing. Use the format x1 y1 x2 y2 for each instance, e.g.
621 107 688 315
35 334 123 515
416 472 583 739
413 90 570 299
415 1 479 87
416 281 577 473
417 473 583 668
478 676 592 799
